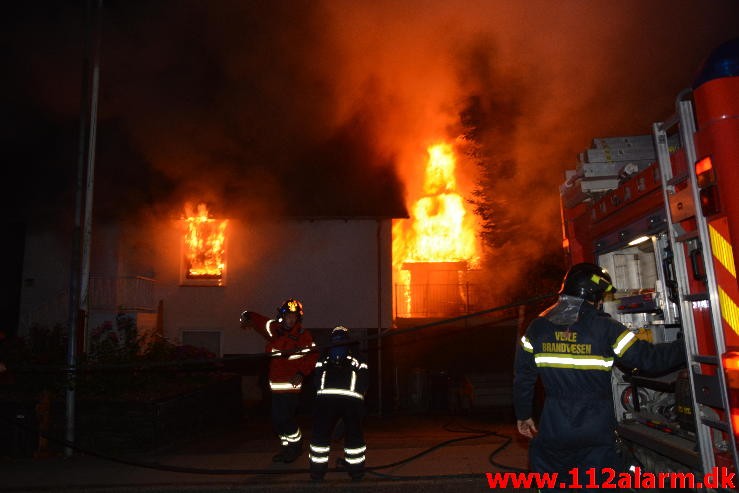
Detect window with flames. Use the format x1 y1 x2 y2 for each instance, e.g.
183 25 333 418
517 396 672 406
181 203 228 286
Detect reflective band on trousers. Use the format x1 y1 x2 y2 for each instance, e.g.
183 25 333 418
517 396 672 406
309 443 330 464
345 445 366 454
310 444 330 453
279 429 301 443
344 455 365 464
309 454 329 464
534 353 614 371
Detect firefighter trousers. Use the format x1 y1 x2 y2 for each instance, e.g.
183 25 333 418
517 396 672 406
271 392 302 450
309 396 366 479
529 436 626 492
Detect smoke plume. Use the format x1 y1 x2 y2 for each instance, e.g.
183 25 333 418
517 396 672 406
5 0 739 295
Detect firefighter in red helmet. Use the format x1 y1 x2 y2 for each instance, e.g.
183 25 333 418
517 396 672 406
513 263 686 491
240 298 317 463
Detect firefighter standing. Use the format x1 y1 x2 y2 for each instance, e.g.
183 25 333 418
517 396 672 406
308 326 369 482
513 263 685 489
240 298 317 463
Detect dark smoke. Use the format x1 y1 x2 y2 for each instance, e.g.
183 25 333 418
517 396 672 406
4 0 739 296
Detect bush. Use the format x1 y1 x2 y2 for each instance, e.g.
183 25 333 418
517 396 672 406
3 316 226 403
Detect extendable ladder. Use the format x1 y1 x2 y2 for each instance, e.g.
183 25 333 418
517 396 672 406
654 98 739 475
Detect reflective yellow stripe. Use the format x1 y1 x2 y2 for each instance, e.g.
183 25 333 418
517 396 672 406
310 444 330 453
534 353 614 371
710 224 737 277
710 220 739 340
613 331 637 356
270 381 301 391
520 336 534 353
317 388 364 400
718 286 739 338
344 445 366 454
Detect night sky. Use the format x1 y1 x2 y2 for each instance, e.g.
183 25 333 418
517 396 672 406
4 0 739 236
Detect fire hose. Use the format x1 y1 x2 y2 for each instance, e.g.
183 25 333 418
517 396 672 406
0 412 526 479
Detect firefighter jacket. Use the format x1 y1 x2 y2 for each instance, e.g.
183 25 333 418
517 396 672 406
314 352 369 401
246 312 318 394
513 298 685 449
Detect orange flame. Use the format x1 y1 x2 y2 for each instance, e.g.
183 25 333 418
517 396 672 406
393 143 479 317
183 203 228 282
394 143 478 264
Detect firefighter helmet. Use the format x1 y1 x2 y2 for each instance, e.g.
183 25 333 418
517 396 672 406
278 298 304 321
560 262 615 303
329 326 350 362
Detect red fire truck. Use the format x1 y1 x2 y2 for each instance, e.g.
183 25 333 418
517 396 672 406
560 38 739 477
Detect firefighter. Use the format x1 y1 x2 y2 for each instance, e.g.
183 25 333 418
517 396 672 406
513 262 685 489
240 298 317 463
308 326 369 482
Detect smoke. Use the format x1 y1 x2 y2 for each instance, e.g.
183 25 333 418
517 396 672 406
6 0 739 293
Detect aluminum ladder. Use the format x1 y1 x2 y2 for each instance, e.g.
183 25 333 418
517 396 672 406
654 98 739 475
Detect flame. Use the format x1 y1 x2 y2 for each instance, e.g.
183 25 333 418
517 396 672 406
393 143 479 316
394 143 478 264
183 203 228 281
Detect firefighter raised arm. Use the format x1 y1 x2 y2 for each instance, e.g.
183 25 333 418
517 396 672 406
239 309 276 341
239 298 318 464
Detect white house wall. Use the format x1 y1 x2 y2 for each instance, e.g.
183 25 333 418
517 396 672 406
154 217 393 355
18 216 394 358
18 227 72 333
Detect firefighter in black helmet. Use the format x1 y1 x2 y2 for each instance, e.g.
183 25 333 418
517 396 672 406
513 262 686 491
308 326 369 482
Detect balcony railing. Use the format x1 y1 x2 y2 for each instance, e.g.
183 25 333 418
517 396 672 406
89 275 157 312
394 282 481 319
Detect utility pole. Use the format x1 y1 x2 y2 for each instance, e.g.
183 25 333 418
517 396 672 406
66 0 102 457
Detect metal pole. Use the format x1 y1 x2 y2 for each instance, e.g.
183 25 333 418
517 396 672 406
376 220 383 417
65 0 102 457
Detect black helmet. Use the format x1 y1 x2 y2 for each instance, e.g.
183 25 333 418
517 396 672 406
560 262 615 303
329 326 350 362
278 298 304 321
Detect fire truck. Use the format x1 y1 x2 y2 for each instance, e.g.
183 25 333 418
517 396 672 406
560 38 739 478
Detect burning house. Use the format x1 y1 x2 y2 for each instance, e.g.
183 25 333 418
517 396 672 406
393 143 481 319
18 206 398 360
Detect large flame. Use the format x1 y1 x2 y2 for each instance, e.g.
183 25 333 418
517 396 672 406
183 203 228 282
394 143 478 264
393 143 479 316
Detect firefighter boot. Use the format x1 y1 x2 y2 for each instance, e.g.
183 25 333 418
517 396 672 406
309 468 325 482
336 457 364 481
272 446 290 463
281 441 303 463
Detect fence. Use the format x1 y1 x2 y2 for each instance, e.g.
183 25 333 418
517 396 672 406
393 282 482 318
